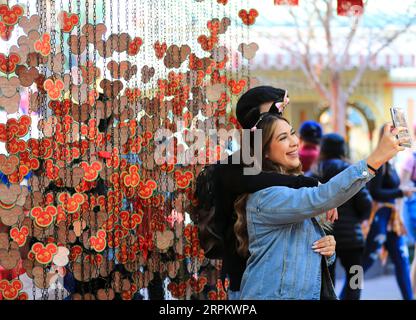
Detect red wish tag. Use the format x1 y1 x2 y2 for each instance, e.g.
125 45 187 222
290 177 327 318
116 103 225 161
337 0 364 16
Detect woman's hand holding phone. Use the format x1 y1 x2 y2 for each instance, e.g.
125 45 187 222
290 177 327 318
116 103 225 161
367 123 407 171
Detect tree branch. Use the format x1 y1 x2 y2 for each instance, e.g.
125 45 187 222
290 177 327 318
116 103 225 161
287 6 308 53
300 54 331 100
371 19 415 58
283 3 331 100
346 17 416 97
340 14 362 66
322 0 336 71
278 41 331 100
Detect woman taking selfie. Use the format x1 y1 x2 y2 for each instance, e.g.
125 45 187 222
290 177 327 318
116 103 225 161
234 112 406 300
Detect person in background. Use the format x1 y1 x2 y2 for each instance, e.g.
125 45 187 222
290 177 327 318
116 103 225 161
398 124 416 296
362 124 414 300
299 121 323 172
308 133 373 300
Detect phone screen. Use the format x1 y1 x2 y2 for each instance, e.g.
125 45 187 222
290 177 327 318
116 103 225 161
390 107 412 148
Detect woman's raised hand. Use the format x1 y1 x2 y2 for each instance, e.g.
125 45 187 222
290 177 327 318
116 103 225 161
367 123 408 171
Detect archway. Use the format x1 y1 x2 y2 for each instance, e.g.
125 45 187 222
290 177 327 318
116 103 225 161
318 102 376 161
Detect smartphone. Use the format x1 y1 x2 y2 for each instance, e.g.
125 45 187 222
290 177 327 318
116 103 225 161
390 107 412 148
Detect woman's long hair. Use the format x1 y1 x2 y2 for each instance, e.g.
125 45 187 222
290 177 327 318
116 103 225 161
234 114 302 257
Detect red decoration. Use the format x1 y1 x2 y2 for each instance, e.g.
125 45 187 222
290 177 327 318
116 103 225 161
337 0 363 16
274 0 299 5
0 260 25 282
59 11 79 33
238 9 259 26
0 53 20 74
0 279 23 300
127 37 143 56
0 5 24 26
0 21 13 41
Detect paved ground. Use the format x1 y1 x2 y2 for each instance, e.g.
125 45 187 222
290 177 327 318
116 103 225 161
20 258 409 300
335 274 403 300
22 272 404 300
333 257 408 300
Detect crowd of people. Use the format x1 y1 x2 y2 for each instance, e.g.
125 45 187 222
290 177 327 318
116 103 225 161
198 85 416 300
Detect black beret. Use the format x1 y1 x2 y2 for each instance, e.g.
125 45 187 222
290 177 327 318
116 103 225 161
236 86 286 129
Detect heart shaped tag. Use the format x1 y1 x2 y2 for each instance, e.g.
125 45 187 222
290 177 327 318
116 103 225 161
238 42 259 60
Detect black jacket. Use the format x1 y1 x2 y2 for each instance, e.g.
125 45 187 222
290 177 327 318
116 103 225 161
308 159 372 249
367 162 404 202
216 155 319 291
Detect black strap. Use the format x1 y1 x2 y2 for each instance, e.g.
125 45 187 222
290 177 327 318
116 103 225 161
367 163 377 173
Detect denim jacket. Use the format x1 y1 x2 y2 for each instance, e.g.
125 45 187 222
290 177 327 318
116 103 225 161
239 160 375 300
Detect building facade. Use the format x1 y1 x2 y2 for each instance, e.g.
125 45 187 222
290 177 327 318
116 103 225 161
250 53 416 161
